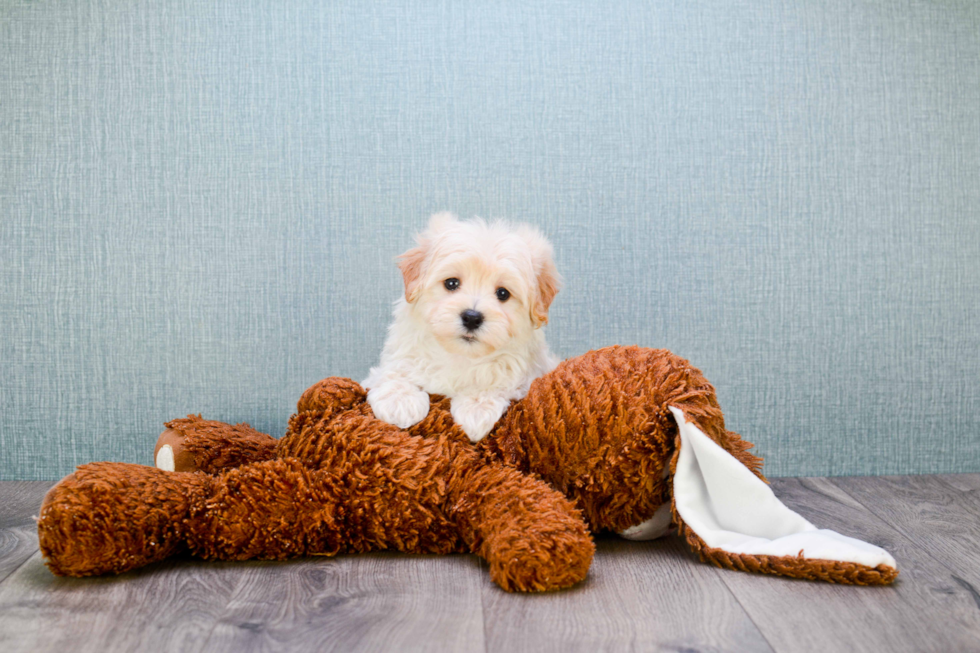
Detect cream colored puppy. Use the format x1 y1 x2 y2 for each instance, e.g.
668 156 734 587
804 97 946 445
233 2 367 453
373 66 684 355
363 213 561 442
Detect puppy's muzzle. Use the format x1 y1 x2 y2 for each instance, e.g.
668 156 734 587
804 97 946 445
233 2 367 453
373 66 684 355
460 309 484 332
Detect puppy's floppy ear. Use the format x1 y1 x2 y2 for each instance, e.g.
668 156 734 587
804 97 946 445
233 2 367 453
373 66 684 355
397 212 455 303
531 256 561 327
518 226 562 327
397 239 428 303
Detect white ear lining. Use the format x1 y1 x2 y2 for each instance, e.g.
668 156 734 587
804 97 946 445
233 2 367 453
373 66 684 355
666 406 896 569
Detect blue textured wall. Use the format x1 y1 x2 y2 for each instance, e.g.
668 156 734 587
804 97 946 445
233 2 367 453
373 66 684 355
2 0 979 480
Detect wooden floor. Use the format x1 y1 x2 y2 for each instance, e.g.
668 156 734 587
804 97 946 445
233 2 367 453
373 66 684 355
1 475 979 652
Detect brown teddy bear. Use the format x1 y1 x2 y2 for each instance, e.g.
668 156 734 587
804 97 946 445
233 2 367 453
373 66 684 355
36 346 898 592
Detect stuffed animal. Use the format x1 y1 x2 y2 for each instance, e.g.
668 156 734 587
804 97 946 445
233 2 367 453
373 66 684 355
36 346 898 591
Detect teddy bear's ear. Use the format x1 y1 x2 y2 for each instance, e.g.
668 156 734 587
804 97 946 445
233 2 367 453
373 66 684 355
518 226 562 327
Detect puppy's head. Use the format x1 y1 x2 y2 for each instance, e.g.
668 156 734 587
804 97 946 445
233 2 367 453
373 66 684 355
397 212 561 358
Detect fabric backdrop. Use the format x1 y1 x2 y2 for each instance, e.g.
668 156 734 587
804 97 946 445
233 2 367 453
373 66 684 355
2 0 978 480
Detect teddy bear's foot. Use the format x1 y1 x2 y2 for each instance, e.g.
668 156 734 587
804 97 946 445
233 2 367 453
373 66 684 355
154 415 277 474
38 462 209 576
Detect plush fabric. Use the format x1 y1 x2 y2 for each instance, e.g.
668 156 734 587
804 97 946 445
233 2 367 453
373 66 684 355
37 347 898 591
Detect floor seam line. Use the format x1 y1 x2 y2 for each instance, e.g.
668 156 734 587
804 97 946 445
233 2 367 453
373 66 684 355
711 565 780 653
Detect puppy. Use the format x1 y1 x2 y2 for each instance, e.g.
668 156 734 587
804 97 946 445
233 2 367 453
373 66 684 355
363 213 561 442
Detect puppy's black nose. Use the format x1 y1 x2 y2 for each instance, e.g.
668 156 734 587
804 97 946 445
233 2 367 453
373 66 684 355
460 309 484 332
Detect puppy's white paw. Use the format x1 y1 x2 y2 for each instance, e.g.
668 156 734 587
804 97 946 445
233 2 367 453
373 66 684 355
451 394 510 443
367 381 431 429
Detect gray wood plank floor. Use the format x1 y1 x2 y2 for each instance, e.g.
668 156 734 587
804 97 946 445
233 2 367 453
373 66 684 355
1 476 978 653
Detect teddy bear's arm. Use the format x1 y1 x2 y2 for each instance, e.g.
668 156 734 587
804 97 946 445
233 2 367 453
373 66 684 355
447 458 594 592
283 390 595 591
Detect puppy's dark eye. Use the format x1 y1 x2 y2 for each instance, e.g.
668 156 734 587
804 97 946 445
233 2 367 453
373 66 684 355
444 278 460 291
495 287 510 302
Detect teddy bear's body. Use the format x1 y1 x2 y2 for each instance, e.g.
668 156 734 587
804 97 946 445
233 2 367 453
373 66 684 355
37 346 897 591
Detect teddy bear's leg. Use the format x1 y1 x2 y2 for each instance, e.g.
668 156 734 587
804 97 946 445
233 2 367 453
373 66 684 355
153 377 368 474
43 411 476 576
38 462 211 576
154 415 278 473
182 457 375 562
38 454 453 577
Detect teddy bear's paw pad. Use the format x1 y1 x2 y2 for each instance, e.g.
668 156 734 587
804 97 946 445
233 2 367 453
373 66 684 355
156 444 175 471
